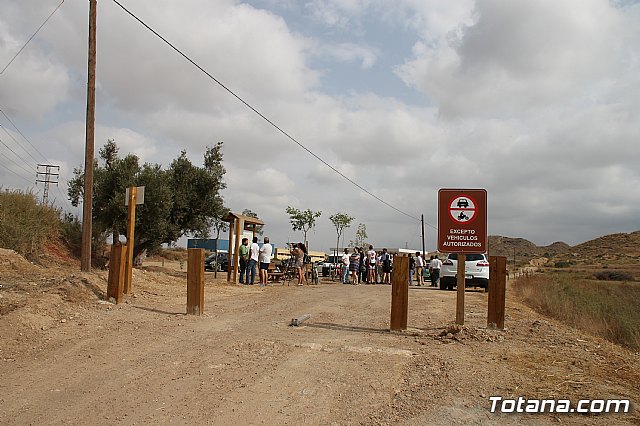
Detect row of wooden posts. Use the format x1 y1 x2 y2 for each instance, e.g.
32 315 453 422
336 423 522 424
390 255 507 330
107 246 205 315
109 248 506 330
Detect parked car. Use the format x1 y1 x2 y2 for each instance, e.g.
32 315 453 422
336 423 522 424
321 255 341 277
204 252 230 272
439 253 489 291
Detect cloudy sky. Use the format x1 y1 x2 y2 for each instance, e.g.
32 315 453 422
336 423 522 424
1 0 639 252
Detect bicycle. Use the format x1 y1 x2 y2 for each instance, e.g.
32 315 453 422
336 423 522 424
310 263 319 285
280 258 297 286
330 264 344 282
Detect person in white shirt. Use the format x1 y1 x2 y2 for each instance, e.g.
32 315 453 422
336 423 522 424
430 255 443 287
341 248 350 284
258 236 272 286
366 245 377 284
247 236 260 285
415 252 425 286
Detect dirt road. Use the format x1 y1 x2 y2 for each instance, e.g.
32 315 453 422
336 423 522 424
1 254 638 424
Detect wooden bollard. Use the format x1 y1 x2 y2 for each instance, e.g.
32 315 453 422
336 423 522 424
123 186 137 295
487 256 507 329
107 243 126 304
187 248 204 315
456 254 466 325
390 256 409 331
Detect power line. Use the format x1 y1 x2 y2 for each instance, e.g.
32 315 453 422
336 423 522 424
0 135 36 172
55 182 76 212
0 124 42 165
0 0 65 75
0 137 35 176
111 0 421 223
0 158 34 185
0 109 49 163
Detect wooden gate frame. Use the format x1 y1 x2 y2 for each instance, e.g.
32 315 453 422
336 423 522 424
223 212 265 283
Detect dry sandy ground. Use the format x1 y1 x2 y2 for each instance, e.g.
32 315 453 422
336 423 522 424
0 250 638 425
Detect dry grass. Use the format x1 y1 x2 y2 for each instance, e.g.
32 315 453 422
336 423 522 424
148 247 188 261
0 189 60 258
513 271 640 350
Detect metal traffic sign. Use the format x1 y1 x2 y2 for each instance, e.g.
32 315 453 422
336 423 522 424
438 188 487 253
124 186 145 205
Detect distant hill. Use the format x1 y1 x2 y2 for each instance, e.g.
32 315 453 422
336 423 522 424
554 231 640 265
488 236 570 259
488 231 640 266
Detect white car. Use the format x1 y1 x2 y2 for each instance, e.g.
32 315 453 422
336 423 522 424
440 253 489 291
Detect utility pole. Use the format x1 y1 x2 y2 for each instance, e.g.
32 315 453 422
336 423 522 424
36 164 60 205
81 0 97 272
421 214 426 260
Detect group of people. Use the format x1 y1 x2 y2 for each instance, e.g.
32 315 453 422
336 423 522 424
339 246 442 286
410 253 442 287
237 238 442 288
238 237 309 286
238 236 273 286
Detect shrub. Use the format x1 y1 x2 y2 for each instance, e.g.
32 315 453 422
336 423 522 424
554 261 573 268
0 189 59 258
594 270 635 282
59 213 83 257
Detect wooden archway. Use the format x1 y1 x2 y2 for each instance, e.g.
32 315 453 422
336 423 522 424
223 212 265 283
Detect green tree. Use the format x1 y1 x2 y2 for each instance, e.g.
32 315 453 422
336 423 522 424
329 212 354 263
166 142 226 242
212 207 230 239
242 208 263 236
285 206 322 249
68 140 226 261
349 223 368 249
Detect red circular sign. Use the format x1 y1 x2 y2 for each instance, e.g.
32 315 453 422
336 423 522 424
449 194 478 224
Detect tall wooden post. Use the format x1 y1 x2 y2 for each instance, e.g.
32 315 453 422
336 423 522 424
390 255 409 331
81 0 97 272
187 249 204 315
456 254 466 325
123 186 137 294
487 256 507 329
233 218 243 283
107 243 126 304
227 219 234 282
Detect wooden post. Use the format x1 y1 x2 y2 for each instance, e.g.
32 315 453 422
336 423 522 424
233 218 243 283
390 255 409 331
456 254 466 325
123 186 137 294
187 248 204 315
106 243 126 304
488 256 507 329
227 219 234 282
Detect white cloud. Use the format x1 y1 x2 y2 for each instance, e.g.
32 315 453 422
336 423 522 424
314 42 379 69
396 0 634 118
1 0 639 251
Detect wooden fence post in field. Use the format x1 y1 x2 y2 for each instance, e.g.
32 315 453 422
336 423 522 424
107 243 126 304
187 248 205 315
390 255 409 331
487 256 507 329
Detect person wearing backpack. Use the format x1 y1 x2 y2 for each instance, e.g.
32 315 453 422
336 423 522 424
366 245 377 284
380 248 392 284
